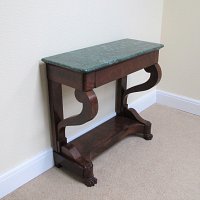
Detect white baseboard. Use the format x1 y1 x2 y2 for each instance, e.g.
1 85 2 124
129 90 156 112
157 90 200 116
0 149 54 199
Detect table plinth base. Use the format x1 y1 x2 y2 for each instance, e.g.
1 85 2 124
54 114 152 186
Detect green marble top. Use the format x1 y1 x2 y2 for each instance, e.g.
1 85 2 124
42 39 163 73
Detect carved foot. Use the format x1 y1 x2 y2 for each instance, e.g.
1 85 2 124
82 159 97 187
84 177 97 187
60 144 97 187
143 121 153 140
144 133 153 140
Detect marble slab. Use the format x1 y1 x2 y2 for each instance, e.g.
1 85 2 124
42 39 164 73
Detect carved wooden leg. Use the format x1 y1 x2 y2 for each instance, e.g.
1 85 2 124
53 149 96 186
83 161 97 187
57 90 98 129
54 89 98 186
116 76 127 115
60 143 97 186
116 64 162 139
124 108 153 140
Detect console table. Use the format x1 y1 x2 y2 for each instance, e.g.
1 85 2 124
42 39 163 187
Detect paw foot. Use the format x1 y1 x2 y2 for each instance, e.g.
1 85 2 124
144 133 153 140
84 177 97 187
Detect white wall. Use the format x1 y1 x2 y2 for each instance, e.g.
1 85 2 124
159 0 200 100
0 0 163 174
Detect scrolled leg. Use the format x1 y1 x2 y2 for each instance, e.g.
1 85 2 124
116 63 162 140
50 89 99 186
122 64 162 106
57 89 98 133
56 89 98 150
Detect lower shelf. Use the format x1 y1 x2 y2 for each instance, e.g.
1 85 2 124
69 115 144 160
54 114 152 186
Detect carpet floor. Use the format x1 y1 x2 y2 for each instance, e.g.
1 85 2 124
2 104 200 200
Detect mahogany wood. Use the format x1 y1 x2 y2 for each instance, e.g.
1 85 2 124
47 79 66 152
95 51 159 87
123 63 162 105
47 64 95 91
115 76 127 114
46 50 162 186
70 116 144 160
54 115 145 186
58 90 98 133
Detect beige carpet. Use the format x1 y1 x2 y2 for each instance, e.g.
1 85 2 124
2 104 200 200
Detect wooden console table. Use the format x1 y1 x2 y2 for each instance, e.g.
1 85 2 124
42 39 163 186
